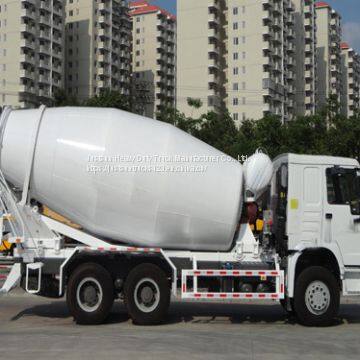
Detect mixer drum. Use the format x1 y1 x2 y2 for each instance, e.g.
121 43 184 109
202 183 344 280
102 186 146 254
0 107 243 251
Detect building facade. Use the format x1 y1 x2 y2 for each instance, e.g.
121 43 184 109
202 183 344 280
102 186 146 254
341 42 360 117
177 0 297 124
315 2 342 110
293 0 317 116
64 0 132 100
129 1 176 118
0 0 64 108
177 0 226 118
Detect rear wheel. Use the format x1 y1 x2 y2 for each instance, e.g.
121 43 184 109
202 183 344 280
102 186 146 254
124 263 170 325
66 263 114 325
294 266 339 326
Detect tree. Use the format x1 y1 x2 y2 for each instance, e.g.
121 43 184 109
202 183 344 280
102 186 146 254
187 97 203 117
85 90 131 111
156 106 201 135
53 89 79 107
196 111 238 156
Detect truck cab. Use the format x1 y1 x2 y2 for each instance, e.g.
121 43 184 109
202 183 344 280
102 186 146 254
271 154 360 323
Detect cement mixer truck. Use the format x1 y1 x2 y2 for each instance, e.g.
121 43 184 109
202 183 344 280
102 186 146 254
0 106 359 327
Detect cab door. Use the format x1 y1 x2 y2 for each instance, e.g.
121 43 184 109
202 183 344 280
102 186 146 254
325 167 360 266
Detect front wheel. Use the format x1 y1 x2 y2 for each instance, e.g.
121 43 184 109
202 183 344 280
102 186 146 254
66 263 114 325
124 263 170 325
294 266 340 326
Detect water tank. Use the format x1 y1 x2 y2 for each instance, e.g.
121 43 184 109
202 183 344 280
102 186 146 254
0 107 244 251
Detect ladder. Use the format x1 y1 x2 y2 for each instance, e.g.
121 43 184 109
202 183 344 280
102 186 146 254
0 168 25 295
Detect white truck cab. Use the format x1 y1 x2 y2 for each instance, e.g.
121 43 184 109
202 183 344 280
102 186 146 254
271 154 360 322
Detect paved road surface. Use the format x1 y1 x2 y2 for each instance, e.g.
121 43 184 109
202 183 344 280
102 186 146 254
0 292 359 360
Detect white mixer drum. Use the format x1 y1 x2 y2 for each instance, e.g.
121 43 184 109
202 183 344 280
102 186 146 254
0 107 244 251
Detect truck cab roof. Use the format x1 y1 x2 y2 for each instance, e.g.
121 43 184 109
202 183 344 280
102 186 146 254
273 153 360 168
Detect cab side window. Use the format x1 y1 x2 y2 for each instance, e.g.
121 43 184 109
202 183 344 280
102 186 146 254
326 168 360 215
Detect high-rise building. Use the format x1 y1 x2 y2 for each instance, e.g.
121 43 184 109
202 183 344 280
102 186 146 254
0 0 64 108
177 0 296 124
315 2 342 110
341 42 360 117
177 0 227 118
293 0 317 116
64 0 132 100
129 1 176 118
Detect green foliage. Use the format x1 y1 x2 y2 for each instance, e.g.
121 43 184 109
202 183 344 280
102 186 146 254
187 97 203 109
53 89 79 107
52 89 131 111
157 100 359 161
85 90 131 111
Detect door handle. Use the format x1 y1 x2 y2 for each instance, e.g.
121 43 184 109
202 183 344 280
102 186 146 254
326 213 333 220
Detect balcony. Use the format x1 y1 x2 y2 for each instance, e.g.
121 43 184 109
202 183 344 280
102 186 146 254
21 8 36 21
20 39 36 51
19 69 34 79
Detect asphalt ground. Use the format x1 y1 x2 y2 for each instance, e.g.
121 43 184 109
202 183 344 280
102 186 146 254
0 291 360 360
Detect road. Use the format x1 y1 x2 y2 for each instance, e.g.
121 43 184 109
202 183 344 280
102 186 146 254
0 292 360 360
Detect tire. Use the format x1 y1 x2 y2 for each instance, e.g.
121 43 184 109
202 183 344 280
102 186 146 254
66 263 114 325
124 263 170 325
294 266 340 326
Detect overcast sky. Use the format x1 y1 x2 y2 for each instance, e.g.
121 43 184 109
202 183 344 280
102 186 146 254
152 0 360 51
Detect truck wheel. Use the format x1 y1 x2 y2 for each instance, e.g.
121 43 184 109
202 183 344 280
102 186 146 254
124 263 170 325
66 263 114 325
294 266 339 326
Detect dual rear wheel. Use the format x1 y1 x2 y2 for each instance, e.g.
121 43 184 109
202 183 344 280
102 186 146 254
66 263 170 325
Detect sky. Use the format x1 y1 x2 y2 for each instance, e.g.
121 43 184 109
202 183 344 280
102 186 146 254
151 0 360 51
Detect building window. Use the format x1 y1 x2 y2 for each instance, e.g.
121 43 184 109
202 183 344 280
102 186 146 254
233 52 238 60
233 98 238 106
242 51 246 59
233 113 239 121
242 113 246 121
242 36 246 44
69 10 73 16
233 22 238 30
242 66 246 74
233 83 238 91
233 67 238 75
242 97 246 105
242 6 246 13
136 17 140 22
242 21 246 28
242 82 246 90
136 28 140 34
233 37 239 45
233 7 238 15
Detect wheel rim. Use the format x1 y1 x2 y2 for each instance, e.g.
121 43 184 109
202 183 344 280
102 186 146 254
134 278 160 313
305 280 330 315
76 277 103 313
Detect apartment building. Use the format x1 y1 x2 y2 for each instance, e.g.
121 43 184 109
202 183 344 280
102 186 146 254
293 0 317 116
340 42 360 117
0 0 64 108
177 0 296 124
65 0 132 100
177 0 227 118
315 2 342 110
130 1 176 118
